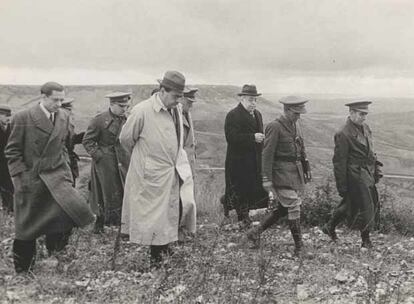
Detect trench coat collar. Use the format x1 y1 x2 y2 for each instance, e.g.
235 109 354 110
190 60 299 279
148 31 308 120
346 117 369 148
152 93 168 113
29 103 54 134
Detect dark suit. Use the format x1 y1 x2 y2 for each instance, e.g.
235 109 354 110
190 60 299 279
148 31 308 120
5 104 94 272
0 123 13 212
224 103 267 221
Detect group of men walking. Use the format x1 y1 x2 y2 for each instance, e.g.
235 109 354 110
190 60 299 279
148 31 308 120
0 71 383 274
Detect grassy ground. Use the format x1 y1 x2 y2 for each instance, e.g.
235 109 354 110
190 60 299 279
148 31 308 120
2 207 414 304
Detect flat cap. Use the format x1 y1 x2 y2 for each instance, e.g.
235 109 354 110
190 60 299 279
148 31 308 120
183 87 198 102
0 104 11 116
279 96 308 114
345 101 372 113
105 92 132 103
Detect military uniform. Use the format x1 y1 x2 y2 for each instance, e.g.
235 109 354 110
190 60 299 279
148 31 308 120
246 96 311 255
322 101 382 248
82 92 131 231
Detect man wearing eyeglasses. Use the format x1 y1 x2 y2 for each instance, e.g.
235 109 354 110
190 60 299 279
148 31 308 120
224 84 267 229
245 96 311 257
83 92 131 234
5 82 94 273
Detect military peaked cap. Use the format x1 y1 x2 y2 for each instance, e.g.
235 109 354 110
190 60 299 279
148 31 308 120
345 101 372 113
279 96 308 114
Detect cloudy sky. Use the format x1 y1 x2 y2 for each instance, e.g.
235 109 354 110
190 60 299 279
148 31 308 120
1 0 414 96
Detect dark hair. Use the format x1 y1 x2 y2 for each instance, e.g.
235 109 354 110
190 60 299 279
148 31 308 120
40 82 64 97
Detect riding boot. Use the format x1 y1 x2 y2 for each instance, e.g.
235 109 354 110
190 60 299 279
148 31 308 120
361 230 373 249
246 209 280 248
288 219 304 256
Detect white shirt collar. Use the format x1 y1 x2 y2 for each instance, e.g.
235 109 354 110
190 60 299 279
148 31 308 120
39 102 53 118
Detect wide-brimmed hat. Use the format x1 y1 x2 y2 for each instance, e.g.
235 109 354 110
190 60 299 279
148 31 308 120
183 87 198 102
105 92 132 103
0 104 11 116
279 96 308 114
345 101 372 113
157 71 186 93
237 84 261 97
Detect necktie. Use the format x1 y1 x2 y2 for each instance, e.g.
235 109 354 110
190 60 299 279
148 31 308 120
168 108 179 140
49 113 54 125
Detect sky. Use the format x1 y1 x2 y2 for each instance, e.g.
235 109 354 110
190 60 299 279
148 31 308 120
1 0 414 96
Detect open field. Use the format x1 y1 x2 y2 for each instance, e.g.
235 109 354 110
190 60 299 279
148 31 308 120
1 85 414 303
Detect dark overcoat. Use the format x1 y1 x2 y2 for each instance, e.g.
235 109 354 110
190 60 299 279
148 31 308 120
333 118 380 231
82 109 130 225
0 124 13 194
65 114 84 186
262 115 307 191
224 103 267 210
5 104 94 240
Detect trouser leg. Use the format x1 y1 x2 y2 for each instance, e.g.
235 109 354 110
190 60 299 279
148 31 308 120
45 229 72 255
361 229 373 249
150 244 171 268
13 239 36 273
94 215 104 234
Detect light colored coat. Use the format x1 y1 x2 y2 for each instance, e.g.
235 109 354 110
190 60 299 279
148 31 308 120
119 95 196 245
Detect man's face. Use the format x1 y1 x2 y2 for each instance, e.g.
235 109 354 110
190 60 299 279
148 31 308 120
240 95 257 113
180 98 193 113
159 88 183 109
43 90 65 113
350 110 367 125
285 109 301 123
0 113 10 125
109 102 129 116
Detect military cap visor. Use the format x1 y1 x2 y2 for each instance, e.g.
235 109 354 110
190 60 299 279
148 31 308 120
62 97 75 106
183 87 198 102
345 101 372 113
0 104 12 116
279 96 308 114
105 92 132 103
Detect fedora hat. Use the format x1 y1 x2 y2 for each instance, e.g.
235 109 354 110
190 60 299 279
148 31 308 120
157 71 186 93
237 84 261 97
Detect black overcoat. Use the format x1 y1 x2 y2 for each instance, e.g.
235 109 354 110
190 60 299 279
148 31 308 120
224 103 267 210
333 118 381 231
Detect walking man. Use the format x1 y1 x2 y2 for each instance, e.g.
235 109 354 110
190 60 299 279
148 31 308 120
322 101 383 248
62 97 85 187
119 71 196 267
246 96 311 256
6 82 94 273
224 84 267 228
82 92 131 233
0 104 13 213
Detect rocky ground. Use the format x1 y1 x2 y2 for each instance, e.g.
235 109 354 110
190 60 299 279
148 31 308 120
1 210 414 304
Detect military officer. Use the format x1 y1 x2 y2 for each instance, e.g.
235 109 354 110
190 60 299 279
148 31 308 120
246 96 311 256
82 92 131 233
61 98 85 187
0 104 13 212
322 101 382 248
180 87 198 173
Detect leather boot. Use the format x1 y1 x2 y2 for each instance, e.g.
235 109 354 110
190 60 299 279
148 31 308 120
289 219 304 256
93 216 104 234
322 206 346 241
361 230 373 249
246 210 280 249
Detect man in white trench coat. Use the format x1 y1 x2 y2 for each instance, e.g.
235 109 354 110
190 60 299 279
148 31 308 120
119 71 196 267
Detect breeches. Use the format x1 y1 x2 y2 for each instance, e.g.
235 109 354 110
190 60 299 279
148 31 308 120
276 188 302 220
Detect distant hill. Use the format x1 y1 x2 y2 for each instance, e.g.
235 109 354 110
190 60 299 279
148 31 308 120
1 84 413 184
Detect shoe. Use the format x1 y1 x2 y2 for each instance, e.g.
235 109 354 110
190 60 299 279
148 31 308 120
321 223 338 242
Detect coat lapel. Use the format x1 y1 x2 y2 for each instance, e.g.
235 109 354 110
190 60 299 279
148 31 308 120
41 109 66 157
30 104 54 135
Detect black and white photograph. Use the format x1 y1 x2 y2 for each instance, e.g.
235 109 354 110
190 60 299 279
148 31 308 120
1 0 414 303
